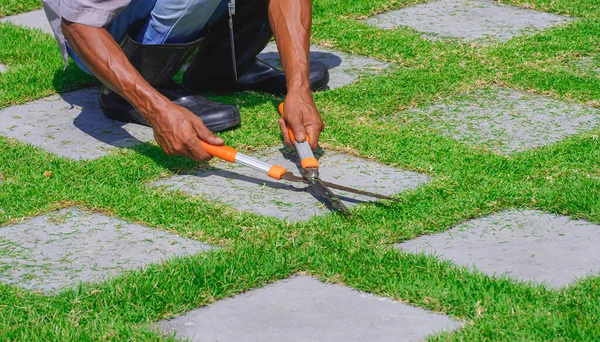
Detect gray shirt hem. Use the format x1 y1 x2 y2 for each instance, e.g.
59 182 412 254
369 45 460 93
42 0 131 67
61 0 122 28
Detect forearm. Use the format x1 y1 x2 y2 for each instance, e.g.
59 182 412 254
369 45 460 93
267 0 312 94
61 20 169 124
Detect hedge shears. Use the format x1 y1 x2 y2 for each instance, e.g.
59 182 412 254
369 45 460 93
199 103 399 216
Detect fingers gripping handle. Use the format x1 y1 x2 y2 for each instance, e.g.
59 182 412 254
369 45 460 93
199 141 287 180
278 103 319 169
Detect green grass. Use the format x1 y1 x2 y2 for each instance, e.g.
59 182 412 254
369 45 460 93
2 0 600 340
0 0 41 18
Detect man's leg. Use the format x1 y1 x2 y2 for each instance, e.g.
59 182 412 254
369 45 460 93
66 0 156 74
67 0 224 73
67 0 240 132
182 0 329 95
134 0 225 44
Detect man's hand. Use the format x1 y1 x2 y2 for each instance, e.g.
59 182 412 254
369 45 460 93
151 102 223 161
268 0 323 149
61 20 219 161
278 91 323 150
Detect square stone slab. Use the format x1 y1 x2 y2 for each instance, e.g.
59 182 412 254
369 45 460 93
0 9 53 34
0 208 211 293
0 88 154 160
258 42 390 90
0 64 6 73
157 275 462 341
576 55 600 75
395 87 600 154
364 0 572 44
397 210 600 288
151 148 429 221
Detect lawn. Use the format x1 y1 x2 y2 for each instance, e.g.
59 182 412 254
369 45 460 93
1 0 600 340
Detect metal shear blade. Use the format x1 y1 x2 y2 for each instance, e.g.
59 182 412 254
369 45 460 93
280 172 400 203
303 168 352 215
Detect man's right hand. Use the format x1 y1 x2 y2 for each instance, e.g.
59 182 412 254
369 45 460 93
61 20 219 161
149 101 223 161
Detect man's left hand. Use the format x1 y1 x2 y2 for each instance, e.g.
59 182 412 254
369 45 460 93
278 91 323 150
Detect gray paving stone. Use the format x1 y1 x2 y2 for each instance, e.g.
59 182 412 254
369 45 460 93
364 0 572 44
0 64 6 73
0 208 211 293
157 275 462 341
395 87 600 154
0 9 52 34
259 42 390 89
576 55 600 75
0 88 154 160
151 148 429 221
397 210 600 288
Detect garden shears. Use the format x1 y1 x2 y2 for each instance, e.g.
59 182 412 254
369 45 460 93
199 104 399 215
277 103 351 215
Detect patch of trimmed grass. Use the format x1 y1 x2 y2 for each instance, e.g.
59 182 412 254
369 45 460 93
0 23 97 108
2 0 600 340
0 0 42 18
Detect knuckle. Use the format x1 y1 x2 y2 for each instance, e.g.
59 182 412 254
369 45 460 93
173 143 188 155
199 154 212 162
183 137 199 148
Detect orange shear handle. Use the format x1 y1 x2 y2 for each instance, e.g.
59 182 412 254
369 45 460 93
278 102 319 169
199 141 237 162
199 140 288 180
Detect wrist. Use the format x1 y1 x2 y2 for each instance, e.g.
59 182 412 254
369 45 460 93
286 84 312 98
126 86 172 125
286 73 312 95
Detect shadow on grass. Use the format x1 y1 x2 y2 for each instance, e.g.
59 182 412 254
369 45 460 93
49 59 337 176
51 62 98 93
183 163 368 206
48 61 391 216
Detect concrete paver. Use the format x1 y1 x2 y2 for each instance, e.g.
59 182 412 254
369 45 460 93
157 275 462 342
0 208 211 293
259 42 390 89
151 148 429 221
0 3 596 340
397 210 600 288
364 0 572 44
395 87 600 154
576 55 600 75
0 9 53 34
0 88 154 160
